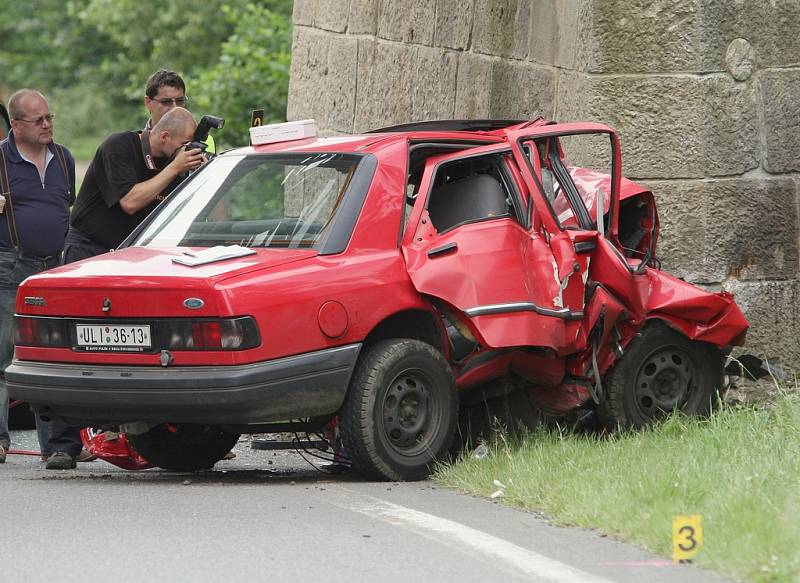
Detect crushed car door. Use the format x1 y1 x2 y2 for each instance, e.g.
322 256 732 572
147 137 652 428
507 122 646 358
403 145 582 350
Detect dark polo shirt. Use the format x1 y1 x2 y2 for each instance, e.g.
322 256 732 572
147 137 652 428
0 132 76 257
70 131 179 250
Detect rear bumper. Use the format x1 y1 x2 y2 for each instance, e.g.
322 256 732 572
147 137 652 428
6 344 361 425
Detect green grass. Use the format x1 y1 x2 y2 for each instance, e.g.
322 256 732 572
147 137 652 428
435 392 800 582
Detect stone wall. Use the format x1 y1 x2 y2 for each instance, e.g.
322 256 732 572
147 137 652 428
287 0 800 367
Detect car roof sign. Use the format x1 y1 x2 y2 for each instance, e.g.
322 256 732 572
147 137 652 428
250 119 318 146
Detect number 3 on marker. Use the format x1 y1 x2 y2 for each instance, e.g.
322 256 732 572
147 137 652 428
672 515 703 561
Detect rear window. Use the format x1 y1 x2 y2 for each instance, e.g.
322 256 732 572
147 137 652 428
135 153 364 250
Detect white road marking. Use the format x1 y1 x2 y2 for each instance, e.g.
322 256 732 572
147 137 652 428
325 487 618 583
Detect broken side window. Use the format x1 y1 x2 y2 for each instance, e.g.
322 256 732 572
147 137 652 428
426 153 521 233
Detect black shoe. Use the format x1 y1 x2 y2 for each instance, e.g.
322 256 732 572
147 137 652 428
45 452 77 470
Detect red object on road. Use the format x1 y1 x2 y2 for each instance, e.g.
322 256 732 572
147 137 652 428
80 429 153 471
6 448 41 457
6 119 749 480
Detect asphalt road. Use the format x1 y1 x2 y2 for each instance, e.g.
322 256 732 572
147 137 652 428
0 430 729 583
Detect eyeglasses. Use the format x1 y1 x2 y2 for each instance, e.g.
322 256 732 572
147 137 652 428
14 113 55 126
151 97 188 107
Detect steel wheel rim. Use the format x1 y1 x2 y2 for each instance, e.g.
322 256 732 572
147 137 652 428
633 345 696 420
380 368 441 457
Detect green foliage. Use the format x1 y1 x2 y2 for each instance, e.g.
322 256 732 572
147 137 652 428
190 3 293 148
0 0 293 156
0 1 115 91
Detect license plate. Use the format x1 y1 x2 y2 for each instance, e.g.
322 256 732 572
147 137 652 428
76 324 152 352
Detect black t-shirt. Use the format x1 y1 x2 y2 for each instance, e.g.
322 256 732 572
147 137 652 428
70 131 180 249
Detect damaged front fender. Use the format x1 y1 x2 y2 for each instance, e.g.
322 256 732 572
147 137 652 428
644 270 748 347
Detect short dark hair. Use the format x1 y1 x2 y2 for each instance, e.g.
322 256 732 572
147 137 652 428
145 69 185 99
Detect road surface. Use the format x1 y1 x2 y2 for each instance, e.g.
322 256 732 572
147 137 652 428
0 430 728 583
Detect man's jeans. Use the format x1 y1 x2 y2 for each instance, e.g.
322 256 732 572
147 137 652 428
0 248 60 451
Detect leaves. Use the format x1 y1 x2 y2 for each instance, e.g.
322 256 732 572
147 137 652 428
0 0 292 150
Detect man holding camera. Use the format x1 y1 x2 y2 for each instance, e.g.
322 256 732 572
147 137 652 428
63 107 203 263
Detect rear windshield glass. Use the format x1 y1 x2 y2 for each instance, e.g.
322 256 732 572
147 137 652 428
135 153 364 249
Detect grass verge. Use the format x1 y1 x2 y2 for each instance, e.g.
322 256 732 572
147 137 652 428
435 391 800 582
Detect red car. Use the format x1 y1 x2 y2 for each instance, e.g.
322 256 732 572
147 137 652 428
6 119 748 480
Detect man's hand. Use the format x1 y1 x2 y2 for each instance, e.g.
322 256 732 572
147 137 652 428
168 147 205 175
119 146 205 215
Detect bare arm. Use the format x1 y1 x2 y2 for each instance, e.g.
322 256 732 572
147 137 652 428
119 147 205 214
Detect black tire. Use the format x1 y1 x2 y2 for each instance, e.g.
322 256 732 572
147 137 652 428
127 424 239 471
598 322 724 430
340 339 458 481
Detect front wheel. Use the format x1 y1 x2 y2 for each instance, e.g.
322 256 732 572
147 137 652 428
127 424 239 471
340 339 458 481
598 322 724 430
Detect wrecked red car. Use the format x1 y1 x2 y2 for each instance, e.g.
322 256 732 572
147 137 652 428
6 119 748 480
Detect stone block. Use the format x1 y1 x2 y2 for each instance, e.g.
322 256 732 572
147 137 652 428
315 0 350 32
698 0 800 71
556 72 759 179
348 0 379 35
292 0 316 26
471 0 517 57
434 0 474 50
644 179 706 281
490 60 555 119
353 39 416 131
529 0 582 67
585 0 701 73
510 0 531 60
377 0 436 44
647 177 798 283
759 70 800 174
723 279 800 370
705 178 799 282
454 53 494 118
583 0 800 74
412 47 458 120
287 29 358 133
287 28 326 122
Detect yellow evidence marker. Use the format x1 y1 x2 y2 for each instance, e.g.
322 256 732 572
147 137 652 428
672 515 703 562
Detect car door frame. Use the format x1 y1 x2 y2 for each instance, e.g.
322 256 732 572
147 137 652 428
402 143 580 350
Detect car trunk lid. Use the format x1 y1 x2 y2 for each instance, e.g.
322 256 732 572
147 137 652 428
16 246 318 318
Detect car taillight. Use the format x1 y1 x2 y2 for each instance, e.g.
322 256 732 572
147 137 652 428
168 317 259 351
15 317 69 348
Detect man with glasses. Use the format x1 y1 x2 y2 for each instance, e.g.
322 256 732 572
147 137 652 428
143 69 215 155
0 89 75 468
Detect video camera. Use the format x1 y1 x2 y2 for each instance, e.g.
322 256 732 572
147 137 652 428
185 115 225 154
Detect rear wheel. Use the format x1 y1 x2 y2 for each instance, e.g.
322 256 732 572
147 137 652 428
127 424 239 471
340 339 457 481
598 322 724 430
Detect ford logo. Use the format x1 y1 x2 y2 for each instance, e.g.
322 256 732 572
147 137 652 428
183 298 204 309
